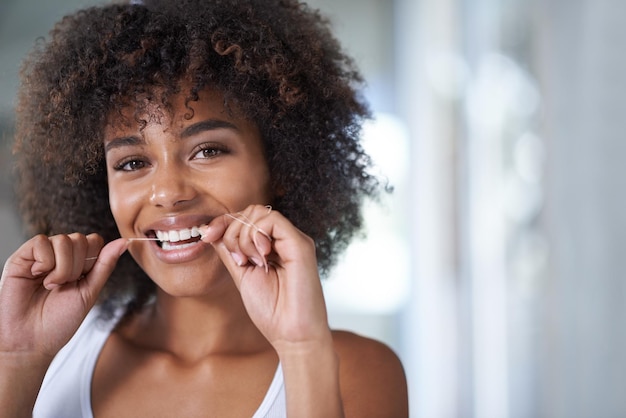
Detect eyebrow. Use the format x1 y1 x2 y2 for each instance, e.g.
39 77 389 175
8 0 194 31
181 119 240 138
104 119 240 153
104 135 145 153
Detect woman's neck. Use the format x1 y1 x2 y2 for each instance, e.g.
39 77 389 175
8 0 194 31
117 283 272 364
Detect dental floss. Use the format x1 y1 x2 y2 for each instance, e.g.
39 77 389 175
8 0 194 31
83 238 159 261
84 209 273 265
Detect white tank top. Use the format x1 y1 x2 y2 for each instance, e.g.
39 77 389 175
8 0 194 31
33 308 286 417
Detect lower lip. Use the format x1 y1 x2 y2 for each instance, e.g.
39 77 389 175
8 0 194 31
152 239 210 264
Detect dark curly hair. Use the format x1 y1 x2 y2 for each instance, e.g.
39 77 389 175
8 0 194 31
13 0 381 318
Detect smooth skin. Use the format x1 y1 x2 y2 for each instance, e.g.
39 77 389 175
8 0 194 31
0 89 408 417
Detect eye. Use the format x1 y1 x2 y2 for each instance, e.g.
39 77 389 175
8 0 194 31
113 158 148 172
192 143 228 160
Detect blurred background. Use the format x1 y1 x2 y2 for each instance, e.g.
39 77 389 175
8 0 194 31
2 0 626 417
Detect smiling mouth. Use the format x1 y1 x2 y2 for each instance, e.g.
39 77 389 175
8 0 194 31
149 225 205 250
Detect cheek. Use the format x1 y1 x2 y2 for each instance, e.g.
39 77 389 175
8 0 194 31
254 166 273 202
107 185 125 230
239 155 272 200
107 178 142 232
222 166 272 207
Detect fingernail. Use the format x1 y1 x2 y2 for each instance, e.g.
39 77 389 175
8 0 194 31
250 257 263 267
199 225 214 243
230 252 245 266
44 282 60 291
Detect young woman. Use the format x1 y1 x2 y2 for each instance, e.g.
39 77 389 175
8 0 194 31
0 0 408 416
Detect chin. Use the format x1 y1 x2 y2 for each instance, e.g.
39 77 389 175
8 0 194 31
149 263 234 299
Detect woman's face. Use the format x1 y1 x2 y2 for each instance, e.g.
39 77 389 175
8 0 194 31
104 89 272 296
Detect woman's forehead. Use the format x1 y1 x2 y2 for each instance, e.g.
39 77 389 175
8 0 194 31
106 87 226 126
104 87 257 139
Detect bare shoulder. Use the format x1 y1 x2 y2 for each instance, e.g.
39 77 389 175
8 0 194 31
332 330 409 418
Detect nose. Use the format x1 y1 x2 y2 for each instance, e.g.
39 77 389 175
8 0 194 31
149 163 197 208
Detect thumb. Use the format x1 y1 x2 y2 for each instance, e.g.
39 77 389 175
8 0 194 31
210 240 248 290
79 238 128 306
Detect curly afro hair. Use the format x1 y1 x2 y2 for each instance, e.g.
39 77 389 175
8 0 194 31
13 0 382 318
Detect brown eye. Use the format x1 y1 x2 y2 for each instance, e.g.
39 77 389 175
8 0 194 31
192 144 228 160
115 158 147 171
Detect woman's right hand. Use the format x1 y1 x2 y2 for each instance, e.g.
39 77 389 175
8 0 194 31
0 233 127 359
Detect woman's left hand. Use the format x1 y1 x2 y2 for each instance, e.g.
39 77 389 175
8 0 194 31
200 204 331 352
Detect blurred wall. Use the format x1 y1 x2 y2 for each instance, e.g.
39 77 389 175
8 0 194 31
537 0 626 416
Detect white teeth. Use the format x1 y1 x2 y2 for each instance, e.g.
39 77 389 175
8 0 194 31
161 241 198 251
179 228 191 241
154 225 204 244
169 230 180 242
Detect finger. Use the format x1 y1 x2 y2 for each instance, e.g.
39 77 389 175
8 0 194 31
236 208 272 270
200 208 273 269
201 214 248 267
28 235 57 277
238 208 317 272
252 228 273 269
220 214 248 266
42 233 99 289
210 241 248 290
200 215 229 244
82 233 105 273
78 238 128 306
41 235 81 289
68 233 89 279
1 234 55 281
